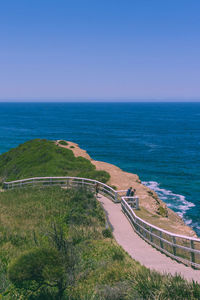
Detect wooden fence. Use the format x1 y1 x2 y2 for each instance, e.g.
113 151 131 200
3 176 200 269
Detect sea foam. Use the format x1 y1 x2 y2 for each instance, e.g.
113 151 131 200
142 181 195 223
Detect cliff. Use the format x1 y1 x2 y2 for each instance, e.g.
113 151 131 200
56 140 196 237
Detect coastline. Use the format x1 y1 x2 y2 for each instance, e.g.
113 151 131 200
56 140 196 237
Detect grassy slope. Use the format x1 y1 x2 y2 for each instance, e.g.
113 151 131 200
0 139 110 183
1 187 200 299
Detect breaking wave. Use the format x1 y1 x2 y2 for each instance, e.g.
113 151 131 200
142 181 195 224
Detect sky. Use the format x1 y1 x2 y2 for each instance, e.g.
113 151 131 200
0 0 200 101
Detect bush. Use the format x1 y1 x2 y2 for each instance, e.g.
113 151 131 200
158 205 168 217
59 140 68 146
102 228 113 238
8 248 63 292
78 170 110 184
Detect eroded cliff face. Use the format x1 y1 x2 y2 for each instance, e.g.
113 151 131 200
56 140 196 237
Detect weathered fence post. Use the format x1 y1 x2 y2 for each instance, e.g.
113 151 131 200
150 227 153 243
190 240 195 265
172 236 176 256
115 191 118 203
135 197 139 210
160 231 164 249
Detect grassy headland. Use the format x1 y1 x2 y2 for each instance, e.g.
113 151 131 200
0 139 199 299
0 139 110 183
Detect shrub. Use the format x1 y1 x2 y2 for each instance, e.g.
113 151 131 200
102 228 113 238
59 140 68 146
158 205 168 217
78 170 110 184
8 248 63 292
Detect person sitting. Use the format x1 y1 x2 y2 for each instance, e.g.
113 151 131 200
130 188 136 197
126 187 132 196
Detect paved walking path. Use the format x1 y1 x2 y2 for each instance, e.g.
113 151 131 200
99 194 200 283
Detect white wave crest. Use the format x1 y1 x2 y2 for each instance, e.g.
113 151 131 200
142 181 195 220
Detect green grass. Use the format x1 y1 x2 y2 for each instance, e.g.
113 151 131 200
0 187 200 299
0 139 110 183
58 140 68 146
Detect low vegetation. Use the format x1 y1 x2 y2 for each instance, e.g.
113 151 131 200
58 140 68 146
0 187 199 299
0 140 199 299
0 139 110 183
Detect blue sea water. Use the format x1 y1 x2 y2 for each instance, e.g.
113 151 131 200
0 102 200 235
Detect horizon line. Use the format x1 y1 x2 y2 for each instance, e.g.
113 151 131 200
0 98 200 103
0 99 200 104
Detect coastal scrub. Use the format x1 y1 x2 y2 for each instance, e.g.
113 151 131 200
0 139 110 183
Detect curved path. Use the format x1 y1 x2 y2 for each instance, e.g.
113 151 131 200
99 194 200 283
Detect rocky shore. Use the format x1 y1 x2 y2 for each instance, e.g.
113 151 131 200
56 140 196 237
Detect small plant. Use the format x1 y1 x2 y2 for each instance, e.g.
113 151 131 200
70 146 75 149
102 228 113 238
157 205 168 217
109 185 117 190
59 140 68 146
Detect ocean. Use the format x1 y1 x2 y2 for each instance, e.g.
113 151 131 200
0 102 200 235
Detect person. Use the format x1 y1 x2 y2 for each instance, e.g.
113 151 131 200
126 187 132 197
95 183 100 195
130 188 136 197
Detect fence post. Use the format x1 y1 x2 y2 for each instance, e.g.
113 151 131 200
150 227 153 243
135 197 139 209
172 236 176 256
115 191 118 202
160 231 164 249
190 240 195 265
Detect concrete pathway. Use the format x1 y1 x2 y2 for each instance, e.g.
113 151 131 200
99 194 200 283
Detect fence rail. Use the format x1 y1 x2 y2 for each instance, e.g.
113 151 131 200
3 176 200 269
121 198 200 268
3 176 121 203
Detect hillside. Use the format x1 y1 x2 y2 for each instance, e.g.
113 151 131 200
0 140 200 299
1 187 200 299
0 139 110 183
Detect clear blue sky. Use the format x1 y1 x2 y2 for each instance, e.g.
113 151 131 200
0 0 200 101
